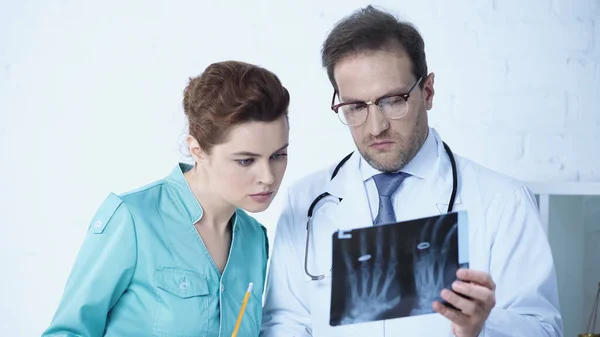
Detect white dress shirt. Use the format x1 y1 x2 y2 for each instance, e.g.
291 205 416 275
360 129 439 222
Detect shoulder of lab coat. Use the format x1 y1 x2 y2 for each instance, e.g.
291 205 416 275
42 192 137 337
454 154 563 337
260 160 340 337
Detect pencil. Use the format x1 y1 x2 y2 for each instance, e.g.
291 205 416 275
231 282 253 337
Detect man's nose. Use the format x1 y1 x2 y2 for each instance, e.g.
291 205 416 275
365 104 389 136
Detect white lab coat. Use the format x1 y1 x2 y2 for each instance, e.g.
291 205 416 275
260 128 563 337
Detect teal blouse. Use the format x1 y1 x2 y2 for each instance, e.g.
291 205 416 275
42 163 269 337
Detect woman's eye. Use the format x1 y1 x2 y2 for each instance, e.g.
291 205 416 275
272 153 288 160
236 159 254 166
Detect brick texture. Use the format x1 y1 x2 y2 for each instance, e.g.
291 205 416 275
425 0 599 182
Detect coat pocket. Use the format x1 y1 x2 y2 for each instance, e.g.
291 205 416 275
153 267 211 337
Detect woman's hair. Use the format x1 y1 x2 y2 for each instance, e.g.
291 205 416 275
183 60 290 153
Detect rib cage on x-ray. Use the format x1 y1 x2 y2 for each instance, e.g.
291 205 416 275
329 212 467 326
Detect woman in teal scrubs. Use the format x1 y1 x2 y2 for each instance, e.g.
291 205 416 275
42 60 290 337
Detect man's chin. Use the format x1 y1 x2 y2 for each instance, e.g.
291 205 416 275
362 150 404 172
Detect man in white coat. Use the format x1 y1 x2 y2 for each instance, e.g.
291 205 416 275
260 5 563 337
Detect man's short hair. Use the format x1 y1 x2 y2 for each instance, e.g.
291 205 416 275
321 5 428 90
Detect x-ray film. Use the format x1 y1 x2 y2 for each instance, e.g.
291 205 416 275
329 211 469 326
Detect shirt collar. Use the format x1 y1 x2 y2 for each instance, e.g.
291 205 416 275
360 127 438 182
164 162 204 224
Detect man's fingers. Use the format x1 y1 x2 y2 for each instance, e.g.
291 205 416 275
432 300 469 325
440 289 478 316
457 268 496 290
452 281 496 308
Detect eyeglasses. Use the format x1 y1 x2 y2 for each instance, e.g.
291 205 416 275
330 77 423 126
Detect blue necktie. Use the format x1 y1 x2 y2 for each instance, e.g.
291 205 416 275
372 172 409 226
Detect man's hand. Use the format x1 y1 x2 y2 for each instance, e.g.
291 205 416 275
432 268 496 337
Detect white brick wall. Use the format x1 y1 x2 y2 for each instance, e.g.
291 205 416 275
553 0 600 20
424 0 600 182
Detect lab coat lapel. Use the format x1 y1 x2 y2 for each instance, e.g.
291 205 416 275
305 152 372 280
426 132 462 215
307 152 382 336
325 152 373 231
309 152 373 275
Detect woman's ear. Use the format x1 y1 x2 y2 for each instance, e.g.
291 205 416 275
186 135 205 163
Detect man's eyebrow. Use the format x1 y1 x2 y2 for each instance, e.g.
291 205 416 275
340 87 407 102
231 143 289 157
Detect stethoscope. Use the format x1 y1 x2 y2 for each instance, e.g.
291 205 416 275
303 141 458 281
